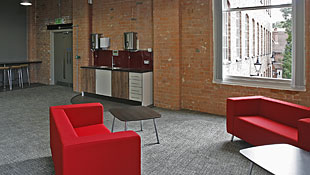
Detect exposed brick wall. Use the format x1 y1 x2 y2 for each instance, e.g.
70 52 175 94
180 0 212 112
28 0 73 85
29 0 310 116
92 0 153 50
72 0 91 92
180 0 310 115
153 0 182 110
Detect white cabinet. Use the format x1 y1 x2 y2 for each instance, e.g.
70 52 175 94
129 72 153 106
96 69 112 96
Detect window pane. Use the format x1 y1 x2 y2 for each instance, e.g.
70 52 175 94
228 0 292 9
222 6 292 79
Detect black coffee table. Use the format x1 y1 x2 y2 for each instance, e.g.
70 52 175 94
240 144 310 175
109 106 161 144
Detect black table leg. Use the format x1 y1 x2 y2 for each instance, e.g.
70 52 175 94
140 120 143 131
249 162 254 175
153 118 160 144
125 121 127 131
111 116 115 133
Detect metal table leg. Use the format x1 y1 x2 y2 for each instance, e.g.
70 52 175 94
140 120 143 131
231 135 234 142
3 64 7 90
125 121 127 131
111 117 115 133
249 162 254 175
153 118 160 144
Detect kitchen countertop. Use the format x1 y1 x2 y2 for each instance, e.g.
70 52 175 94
81 66 153 73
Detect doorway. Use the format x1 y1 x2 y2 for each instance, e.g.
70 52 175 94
53 31 73 87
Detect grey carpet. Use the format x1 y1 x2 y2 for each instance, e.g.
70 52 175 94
0 85 270 175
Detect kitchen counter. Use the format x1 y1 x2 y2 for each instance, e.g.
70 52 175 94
81 66 152 73
80 66 153 106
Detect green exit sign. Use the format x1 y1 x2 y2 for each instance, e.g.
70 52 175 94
55 18 63 24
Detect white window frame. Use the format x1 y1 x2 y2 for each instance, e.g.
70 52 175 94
213 0 305 91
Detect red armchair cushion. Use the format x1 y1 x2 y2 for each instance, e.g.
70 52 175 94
75 124 111 137
236 116 298 144
259 97 309 128
53 103 104 128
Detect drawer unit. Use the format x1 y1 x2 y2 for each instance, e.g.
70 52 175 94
129 93 142 101
130 86 142 95
129 79 142 88
128 72 153 105
129 72 142 80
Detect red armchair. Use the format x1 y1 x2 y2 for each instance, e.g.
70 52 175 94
227 96 310 151
50 103 141 175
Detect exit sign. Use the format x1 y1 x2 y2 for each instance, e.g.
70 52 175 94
55 18 63 24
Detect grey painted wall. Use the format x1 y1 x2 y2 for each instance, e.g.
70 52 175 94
0 0 27 62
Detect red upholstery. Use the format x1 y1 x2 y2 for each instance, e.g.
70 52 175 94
75 124 111 137
50 103 141 175
227 96 310 151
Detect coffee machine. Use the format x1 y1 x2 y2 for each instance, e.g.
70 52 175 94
124 32 137 51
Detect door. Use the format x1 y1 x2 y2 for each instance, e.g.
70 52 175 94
54 31 73 87
112 71 129 99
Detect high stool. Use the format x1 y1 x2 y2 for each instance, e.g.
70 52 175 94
0 66 11 90
9 65 23 89
20 64 30 86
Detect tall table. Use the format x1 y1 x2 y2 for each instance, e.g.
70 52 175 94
240 144 310 175
0 61 42 90
109 106 161 144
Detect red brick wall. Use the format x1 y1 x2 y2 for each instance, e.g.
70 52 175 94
27 0 73 85
153 0 182 110
180 0 310 115
29 0 310 116
72 0 91 92
92 0 153 50
28 0 153 91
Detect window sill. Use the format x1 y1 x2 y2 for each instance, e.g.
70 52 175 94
213 76 306 92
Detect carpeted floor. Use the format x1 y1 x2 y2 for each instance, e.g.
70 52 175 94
0 85 270 175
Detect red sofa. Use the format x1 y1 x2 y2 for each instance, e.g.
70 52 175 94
50 103 141 175
227 96 310 151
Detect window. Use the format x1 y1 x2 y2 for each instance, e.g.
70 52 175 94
252 19 255 57
261 25 263 56
223 0 231 62
214 0 305 91
264 29 268 55
236 11 242 60
245 14 250 58
269 32 272 54
257 23 260 56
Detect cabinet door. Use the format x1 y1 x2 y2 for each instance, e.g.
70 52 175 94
112 71 129 99
81 68 96 93
96 70 112 96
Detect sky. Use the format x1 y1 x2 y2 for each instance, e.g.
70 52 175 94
268 0 292 23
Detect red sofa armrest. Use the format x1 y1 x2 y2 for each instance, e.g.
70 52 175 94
227 96 261 134
63 131 141 175
298 118 310 151
50 103 104 128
